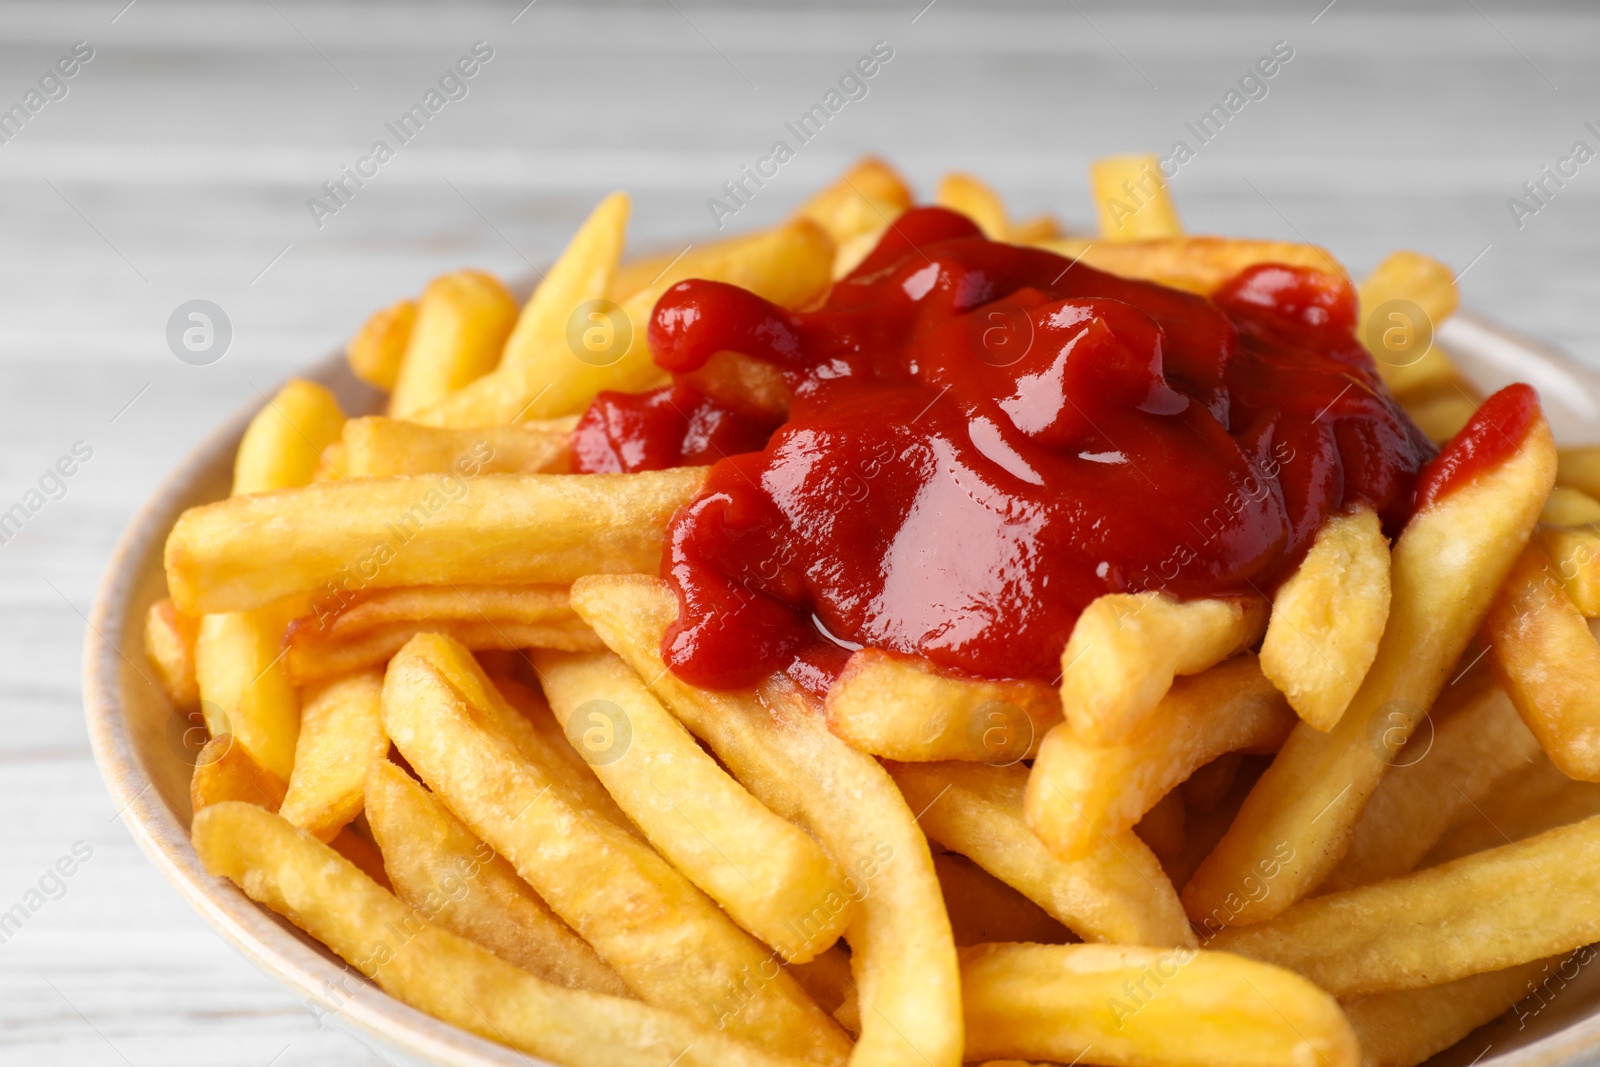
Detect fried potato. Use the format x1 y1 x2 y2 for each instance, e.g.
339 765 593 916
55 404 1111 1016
931 852 1069 947
569 575 963 1067
1034 236 1348 295
289 620 590 687
535 648 853 961
678 349 791 421
1557 446 1600 499
1208 813 1600 996
1030 655 1291 863
1089 154 1182 241
1164 755 1267 890
387 270 518 419
1260 505 1391 731
824 650 1060 763
935 173 1010 240
364 759 629 996
1357 251 1461 398
1182 401 1556 925
1541 485 1600 527
1344 959 1552 1067
195 603 301 780
795 156 913 245
1320 679 1540 893
381 634 851 1064
1539 526 1600 616
340 417 575 477
164 467 706 616
1423 757 1600 867
346 298 416 392
144 596 200 711
233 379 346 495
193 802 804 1067
1134 788 1187 865
1060 593 1267 744
418 219 833 426
503 192 630 376
1487 543 1600 780
960 942 1357 1067
279 669 386 841
888 760 1193 948
1398 382 1479 444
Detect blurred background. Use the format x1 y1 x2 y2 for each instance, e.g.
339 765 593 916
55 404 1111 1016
2 0 1597 1062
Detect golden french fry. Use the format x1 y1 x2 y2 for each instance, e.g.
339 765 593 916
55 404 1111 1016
190 733 287 815
935 173 1010 240
381 635 851 1064
1182 752 1243 813
364 759 630 996
346 298 416 392
1182 405 1556 926
1423 757 1600 867
788 946 853 1017
1029 655 1291 862
1211 813 1600 996
1034 236 1347 295
1134 788 1187 865
233 379 346 495
164 467 706 616
535 648 854 961
417 219 833 427
1089 154 1182 241
961 942 1357 1067
887 760 1194 948
340 416 574 477
1358 251 1461 398
1539 526 1600 616
144 596 200 710
1260 506 1391 731
1061 594 1267 744
279 669 386 841
1486 543 1600 780
387 270 518 419
192 802 803 1067
1557 446 1600 499
287 619 595 687
795 156 913 244
194 602 301 780
502 192 629 374
1398 382 1479 444
1542 485 1600 527
824 650 1060 763
569 575 963 1067
1344 959 1552 1067
931 851 1069 947
1320 679 1540 893
678 349 791 422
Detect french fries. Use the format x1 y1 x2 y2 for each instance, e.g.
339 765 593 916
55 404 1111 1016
194 602 302 780
1539 525 1600 616
144 596 199 711
535 648 855 960
930 852 1068 947
340 416 574 477
795 156 912 245
233 379 346 493
960 943 1358 1067
1540 485 1600 526
1423 756 1600 867
1259 505 1391 731
1182 398 1556 925
824 650 1060 763
387 270 518 419
1033 235 1348 294
1344 960 1551 1067
1356 251 1462 398
346 298 416 392
1028 655 1293 862
278 669 386 841
1089 154 1183 241
1058 593 1268 743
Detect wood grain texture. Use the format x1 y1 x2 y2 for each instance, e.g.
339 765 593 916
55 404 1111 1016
4 1 1598 1063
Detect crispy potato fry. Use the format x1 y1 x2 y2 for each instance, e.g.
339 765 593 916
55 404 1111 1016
1344 959 1552 1067
1034 236 1347 295
164 467 706 616
193 802 803 1067
1539 526 1600 616
346 298 417 392
194 603 301 780
279 669 386 840
1423 757 1600 867
1182 752 1243 813
1260 506 1391 731
381 634 851 1063
535 648 853 960
961 942 1358 1067
501 192 629 375
1209 813 1600 996
931 852 1069 947
1134 788 1187 865
340 416 574 477
1029 655 1292 862
1164 756 1268 890
287 619 594 687
1320 679 1540 893
569 575 963 1067
417 220 833 427
1541 485 1600 527
1357 251 1461 398
387 270 518 419
824 650 1060 763
679 349 791 422
1398 382 1479 444
795 156 913 245
1487 542 1600 780
144 596 200 710
1060 593 1267 744
233 379 346 495
1182 405 1556 925
788 946 853 1017
1557 446 1600 499
1089 154 1182 241
935 173 1010 240
888 760 1193 948
191 733 287 815
364 759 629 996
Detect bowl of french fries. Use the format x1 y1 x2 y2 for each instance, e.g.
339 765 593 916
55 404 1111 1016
85 156 1600 1067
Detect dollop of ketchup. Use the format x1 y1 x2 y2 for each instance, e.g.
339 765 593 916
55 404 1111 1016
573 207 1437 692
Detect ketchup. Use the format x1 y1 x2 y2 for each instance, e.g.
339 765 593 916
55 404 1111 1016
1413 383 1539 511
573 207 1437 691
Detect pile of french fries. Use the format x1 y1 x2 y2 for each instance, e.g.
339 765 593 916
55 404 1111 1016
142 155 1600 1067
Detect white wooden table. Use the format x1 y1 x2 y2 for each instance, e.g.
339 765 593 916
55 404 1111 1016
3 1 1597 1063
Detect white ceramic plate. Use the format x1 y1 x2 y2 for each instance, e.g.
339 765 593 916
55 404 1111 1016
83 308 1600 1067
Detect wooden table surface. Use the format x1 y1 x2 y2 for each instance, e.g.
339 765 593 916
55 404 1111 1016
4 1 1598 1063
